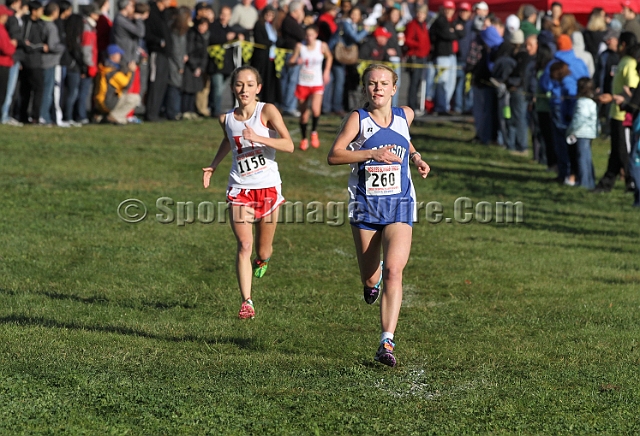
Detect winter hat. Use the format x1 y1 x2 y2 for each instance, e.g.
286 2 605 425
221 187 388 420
556 34 572 51
509 29 525 45
522 4 537 19
481 26 504 49
106 44 125 57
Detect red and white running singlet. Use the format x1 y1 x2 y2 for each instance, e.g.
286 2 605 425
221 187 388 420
225 102 282 189
298 41 325 87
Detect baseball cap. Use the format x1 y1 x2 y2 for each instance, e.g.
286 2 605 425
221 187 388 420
474 1 488 11
373 26 392 39
106 44 125 57
459 2 471 11
443 0 456 9
0 4 14 15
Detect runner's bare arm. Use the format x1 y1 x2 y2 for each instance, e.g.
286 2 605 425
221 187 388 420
327 112 402 165
243 103 294 153
322 42 332 84
203 115 233 188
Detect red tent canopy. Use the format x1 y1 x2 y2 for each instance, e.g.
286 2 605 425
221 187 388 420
427 0 638 23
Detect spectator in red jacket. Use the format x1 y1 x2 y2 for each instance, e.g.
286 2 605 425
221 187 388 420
316 2 338 44
404 4 430 113
0 4 17 108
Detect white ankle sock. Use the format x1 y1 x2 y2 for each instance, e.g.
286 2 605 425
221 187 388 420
380 332 394 343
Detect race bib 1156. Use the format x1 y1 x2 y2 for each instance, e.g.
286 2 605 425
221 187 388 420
237 150 267 177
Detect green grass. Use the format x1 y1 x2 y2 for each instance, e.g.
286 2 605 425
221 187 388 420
1 117 639 434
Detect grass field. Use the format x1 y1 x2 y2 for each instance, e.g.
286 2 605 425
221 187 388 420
1 116 639 434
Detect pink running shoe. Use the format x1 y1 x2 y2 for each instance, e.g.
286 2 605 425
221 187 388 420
238 299 255 319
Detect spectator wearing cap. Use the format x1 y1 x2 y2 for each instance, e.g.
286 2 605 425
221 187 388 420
474 1 488 19
404 4 431 113
539 34 589 184
488 28 529 153
0 3 16 113
359 25 398 63
19 0 47 124
622 0 640 42
94 43 140 124
582 7 606 61
594 31 639 193
505 15 520 39
453 1 473 114
594 28 620 136
466 25 502 144
1 0 23 126
521 4 539 39
431 0 465 115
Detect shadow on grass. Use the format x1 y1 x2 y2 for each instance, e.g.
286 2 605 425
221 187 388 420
0 314 261 350
0 288 196 311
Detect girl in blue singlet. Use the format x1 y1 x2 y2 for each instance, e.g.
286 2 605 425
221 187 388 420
327 64 430 367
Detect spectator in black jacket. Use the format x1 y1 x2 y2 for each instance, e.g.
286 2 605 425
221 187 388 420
594 29 620 138
20 0 47 124
431 0 465 114
63 13 84 126
207 5 241 117
1 0 25 126
278 0 305 116
182 17 208 119
251 6 280 105
144 0 172 122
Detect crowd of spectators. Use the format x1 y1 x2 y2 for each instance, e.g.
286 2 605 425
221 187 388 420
1 0 640 200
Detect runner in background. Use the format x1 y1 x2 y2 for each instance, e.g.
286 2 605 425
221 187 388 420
289 24 332 151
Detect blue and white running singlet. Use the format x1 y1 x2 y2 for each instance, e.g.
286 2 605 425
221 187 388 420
347 107 417 228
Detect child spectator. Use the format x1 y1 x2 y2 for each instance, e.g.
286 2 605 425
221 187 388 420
94 44 140 124
566 78 597 189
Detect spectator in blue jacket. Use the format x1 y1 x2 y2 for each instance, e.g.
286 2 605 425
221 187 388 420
539 34 589 184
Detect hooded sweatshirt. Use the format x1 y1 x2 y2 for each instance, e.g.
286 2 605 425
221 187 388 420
539 49 589 127
571 31 594 78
